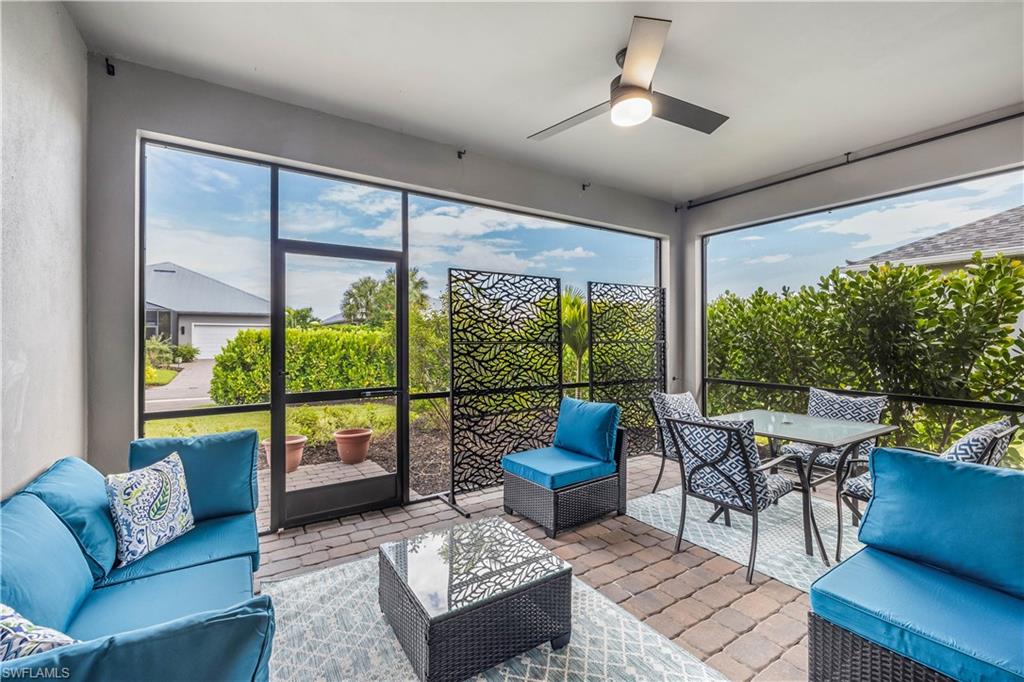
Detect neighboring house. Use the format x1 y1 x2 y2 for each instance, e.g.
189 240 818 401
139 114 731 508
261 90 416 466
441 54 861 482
320 312 352 326
842 204 1024 337
146 262 270 359
842 204 1024 273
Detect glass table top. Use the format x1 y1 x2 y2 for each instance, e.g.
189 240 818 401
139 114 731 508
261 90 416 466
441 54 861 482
378 517 570 621
713 409 897 448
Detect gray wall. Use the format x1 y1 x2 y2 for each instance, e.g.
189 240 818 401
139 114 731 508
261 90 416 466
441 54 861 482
86 57 683 474
1 3 88 496
677 116 1024 398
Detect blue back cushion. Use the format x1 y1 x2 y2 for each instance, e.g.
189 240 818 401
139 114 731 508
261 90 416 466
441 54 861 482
859 448 1024 599
0 494 94 630
22 457 117 580
129 430 258 523
552 398 620 462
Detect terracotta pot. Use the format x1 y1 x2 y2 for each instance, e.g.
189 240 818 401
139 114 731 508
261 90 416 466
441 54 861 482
334 428 372 464
261 435 306 473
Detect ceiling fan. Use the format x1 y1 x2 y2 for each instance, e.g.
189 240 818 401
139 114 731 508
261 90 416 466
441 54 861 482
528 16 729 140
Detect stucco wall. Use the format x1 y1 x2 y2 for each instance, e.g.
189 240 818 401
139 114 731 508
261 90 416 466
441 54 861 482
86 57 684 474
1 3 88 496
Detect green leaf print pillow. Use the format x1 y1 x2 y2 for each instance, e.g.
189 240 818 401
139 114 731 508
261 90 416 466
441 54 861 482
105 452 195 566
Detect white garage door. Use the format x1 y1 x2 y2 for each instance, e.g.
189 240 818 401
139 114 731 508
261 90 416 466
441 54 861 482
192 324 269 359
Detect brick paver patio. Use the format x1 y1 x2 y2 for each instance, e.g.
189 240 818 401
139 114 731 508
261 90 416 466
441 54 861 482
256 454 826 681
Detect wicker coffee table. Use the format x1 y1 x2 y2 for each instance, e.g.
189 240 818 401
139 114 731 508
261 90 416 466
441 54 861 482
378 517 572 682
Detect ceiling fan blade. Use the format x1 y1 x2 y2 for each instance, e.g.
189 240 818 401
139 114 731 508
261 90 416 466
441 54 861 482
620 16 671 89
651 91 729 134
527 101 610 140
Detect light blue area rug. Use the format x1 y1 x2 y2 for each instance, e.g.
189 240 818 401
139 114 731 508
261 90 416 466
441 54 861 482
628 486 863 592
262 556 725 681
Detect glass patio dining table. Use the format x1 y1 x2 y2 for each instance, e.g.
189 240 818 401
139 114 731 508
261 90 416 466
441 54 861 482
713 409 898 561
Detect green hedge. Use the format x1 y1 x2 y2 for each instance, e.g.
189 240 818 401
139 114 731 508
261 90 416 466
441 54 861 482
210 327 395 404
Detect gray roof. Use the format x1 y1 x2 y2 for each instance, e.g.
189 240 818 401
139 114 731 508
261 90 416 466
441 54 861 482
321 312 349 325
846 205 1024 270
146 262 269 315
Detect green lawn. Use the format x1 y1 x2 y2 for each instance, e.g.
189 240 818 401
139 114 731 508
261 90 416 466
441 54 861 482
145 367 179 387
143 401 438 444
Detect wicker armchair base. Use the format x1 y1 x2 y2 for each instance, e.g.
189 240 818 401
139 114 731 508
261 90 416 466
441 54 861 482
503 471 623 538
808 612 953 682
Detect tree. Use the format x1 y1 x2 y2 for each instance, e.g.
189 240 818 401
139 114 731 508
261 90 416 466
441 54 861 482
285 306 320 328
561 286 589 397
341 277 381 324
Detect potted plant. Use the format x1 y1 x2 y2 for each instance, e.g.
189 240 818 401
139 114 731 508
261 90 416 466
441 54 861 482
333 428 372 464
261 435 307 473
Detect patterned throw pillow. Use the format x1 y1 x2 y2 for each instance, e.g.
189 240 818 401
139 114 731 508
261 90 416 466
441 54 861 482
807 388 888 459
0 605 77 661
941 418 1013 463
106 452 195 566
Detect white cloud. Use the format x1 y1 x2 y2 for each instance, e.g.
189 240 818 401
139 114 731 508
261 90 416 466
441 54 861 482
787 218 836 232
188 162 240 193
744 254 791 264
146 225 270 299
285 257 387 319
536 246 596 259
320 183 401 217
555 267 576 272
739 235 765 241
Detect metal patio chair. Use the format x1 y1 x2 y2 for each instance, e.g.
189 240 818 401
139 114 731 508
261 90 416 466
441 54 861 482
664 416 828 583
648 391 702 493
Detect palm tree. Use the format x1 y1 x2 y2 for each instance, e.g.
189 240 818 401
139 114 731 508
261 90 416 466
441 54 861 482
561 286 589 397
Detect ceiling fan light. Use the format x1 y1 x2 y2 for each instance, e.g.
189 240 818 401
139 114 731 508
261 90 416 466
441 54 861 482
610 95 652 127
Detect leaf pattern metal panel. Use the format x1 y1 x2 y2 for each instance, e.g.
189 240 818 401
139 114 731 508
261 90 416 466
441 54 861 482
589 282 666 457
449 269 561 494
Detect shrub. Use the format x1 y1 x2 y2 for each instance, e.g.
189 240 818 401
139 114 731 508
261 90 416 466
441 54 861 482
145 335 174 368
173 344 200 363
144 364 158 385
286 403 396 446
210 327 395 405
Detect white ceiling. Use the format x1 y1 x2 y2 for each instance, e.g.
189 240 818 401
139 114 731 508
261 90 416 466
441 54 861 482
68 2 1024 203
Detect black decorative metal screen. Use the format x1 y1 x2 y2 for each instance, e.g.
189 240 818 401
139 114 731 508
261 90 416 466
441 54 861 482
449 269 562 495
588 282 666 456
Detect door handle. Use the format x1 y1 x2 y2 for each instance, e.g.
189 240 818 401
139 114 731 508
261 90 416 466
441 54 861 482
360 389 399 398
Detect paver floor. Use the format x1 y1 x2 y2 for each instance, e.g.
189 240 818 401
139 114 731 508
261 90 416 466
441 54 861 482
257 454 837 681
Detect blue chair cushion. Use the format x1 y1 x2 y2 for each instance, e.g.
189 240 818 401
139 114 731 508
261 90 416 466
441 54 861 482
129 430 258 523
811 548 1024 680
552 398 620 462
0 495 93 631
502 447 616 490
860 448 1024 599
94 512 259 588
66 556 254 642
21 457 117 581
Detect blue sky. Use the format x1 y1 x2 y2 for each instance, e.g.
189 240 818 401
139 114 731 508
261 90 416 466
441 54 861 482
146 145 656 319
706 168 1024 299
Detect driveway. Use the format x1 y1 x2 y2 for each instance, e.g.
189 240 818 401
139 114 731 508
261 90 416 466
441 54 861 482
145 359 215 412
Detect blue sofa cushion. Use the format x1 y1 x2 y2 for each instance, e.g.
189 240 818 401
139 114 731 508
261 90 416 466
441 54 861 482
129 430 258 523
0 596 274 682
552 398 620 462
502 447 616 490
811 548 1024 680
0 495 93 631
21 458 117 581
860 448 1024 599
94 513 259 587
66 556 254 642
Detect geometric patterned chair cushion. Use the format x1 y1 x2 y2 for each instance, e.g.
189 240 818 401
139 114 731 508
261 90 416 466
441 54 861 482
940 418 1013 464
783 388 888 468
669 417 792 511
843 471 874 500
105 452 195 567
651 391 702 461
0 604 78 661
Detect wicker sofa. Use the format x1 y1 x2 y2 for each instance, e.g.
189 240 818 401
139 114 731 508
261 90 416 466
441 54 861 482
502 397 626 537
809 447 1023 681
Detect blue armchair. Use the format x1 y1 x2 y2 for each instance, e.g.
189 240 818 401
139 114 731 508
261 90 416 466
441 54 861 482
0 430 274 681
501 398 625 537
